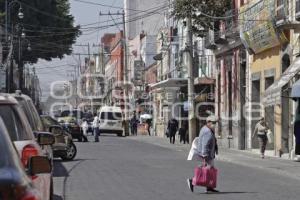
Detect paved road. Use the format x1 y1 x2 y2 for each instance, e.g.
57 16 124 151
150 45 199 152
53 135 300 200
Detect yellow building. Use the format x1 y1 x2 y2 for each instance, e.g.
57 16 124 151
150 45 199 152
241 0 300 158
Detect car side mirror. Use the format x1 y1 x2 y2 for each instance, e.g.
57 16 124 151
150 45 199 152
37 132 55 145
28 156 52 175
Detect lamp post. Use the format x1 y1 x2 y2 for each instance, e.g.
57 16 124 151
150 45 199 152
5 0 24 93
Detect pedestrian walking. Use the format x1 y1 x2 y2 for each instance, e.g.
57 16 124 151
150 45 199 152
179 121 188 144
81 119 89 142
187 115 219 193
252 117 269 159
167 118 178 144
93 114 100 142
130 112 139 136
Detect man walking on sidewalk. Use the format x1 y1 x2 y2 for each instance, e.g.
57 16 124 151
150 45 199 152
187 115 219 193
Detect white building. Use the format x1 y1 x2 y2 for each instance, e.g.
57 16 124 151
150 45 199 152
124 0 169 40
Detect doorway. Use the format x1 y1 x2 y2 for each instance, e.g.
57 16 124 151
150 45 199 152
251 80 260 148
239 61 246 149
281 54 290 154
265 76 275 150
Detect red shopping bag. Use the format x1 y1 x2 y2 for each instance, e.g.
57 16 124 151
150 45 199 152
192 165 218 188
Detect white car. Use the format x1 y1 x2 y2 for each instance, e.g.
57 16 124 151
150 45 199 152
0 94 54 200
98 106 124 137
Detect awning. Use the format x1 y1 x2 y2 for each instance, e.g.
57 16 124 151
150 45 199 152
150 78 188 89
263 57 300 106
291 79 300 99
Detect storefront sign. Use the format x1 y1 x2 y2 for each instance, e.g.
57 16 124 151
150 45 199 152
239 0 286 54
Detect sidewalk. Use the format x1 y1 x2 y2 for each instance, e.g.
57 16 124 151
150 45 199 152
129 135 300 181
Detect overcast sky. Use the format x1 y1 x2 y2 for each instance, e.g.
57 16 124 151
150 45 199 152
34 0 123 101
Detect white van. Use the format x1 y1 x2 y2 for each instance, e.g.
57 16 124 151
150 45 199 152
98 106 124 137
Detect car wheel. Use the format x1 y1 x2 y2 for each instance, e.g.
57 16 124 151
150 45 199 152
61 142 77 161
78 137 82 142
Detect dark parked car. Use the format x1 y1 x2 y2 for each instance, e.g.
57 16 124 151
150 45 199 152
41 115 77 161
0 116 52 200
57 110 84 141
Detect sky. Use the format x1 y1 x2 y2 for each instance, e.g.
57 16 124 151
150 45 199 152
34 0 124 101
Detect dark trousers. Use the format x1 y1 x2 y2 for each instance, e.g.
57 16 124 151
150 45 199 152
170 133 176 144
131 126 137 136
258 135 267 155
94 127 100 142
82 135 88 142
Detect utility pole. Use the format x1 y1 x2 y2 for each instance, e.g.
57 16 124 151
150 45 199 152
187 16 196 142
99 11 130 136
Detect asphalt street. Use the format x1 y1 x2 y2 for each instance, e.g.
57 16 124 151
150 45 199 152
53 135 300 200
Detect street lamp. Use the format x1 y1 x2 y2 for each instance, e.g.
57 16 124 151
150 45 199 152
5 0 24 93
18 7 24 19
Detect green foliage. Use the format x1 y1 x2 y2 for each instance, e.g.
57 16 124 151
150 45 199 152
0 0 81 63
172 0 231 36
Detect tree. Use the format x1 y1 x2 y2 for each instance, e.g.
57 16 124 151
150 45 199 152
0 0 81 64
172 0 232 36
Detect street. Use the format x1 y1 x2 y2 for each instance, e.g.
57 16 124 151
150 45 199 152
53 135 300 200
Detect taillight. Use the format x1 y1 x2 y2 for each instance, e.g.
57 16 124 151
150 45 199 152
20 192 40 200
13 185 40 200
21 145 39 167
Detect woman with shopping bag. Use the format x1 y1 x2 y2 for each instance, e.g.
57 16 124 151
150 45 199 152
187 115 219 193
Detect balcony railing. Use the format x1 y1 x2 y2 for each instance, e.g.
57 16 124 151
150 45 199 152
198 55 214 79
224 9 239 38
275 0 288 24
275 0 300 30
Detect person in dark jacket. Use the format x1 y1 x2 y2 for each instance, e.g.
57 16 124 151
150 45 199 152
167 118 178 144
130 113 139 136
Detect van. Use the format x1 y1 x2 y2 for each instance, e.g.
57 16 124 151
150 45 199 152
98 106 124 137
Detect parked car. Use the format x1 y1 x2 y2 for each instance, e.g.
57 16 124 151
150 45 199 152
98 106 124 137
0 94 55 200
41 115 77 161
0 117 52 200
57 109 84 141
11 91 54 162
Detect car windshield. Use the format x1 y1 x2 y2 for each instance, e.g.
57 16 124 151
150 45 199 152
15 97 44 131
0 105 33 141
15 97 35 130
61 110 83 119
100 112 122 120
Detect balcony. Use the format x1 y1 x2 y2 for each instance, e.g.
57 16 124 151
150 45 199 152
224 9 239 39
275 0 300 30
204 29 217 50
214 30 228 45
296 0 300 20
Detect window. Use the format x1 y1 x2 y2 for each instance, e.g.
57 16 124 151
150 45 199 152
0 105 33 141
100 112 122 120
240 0 245 6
